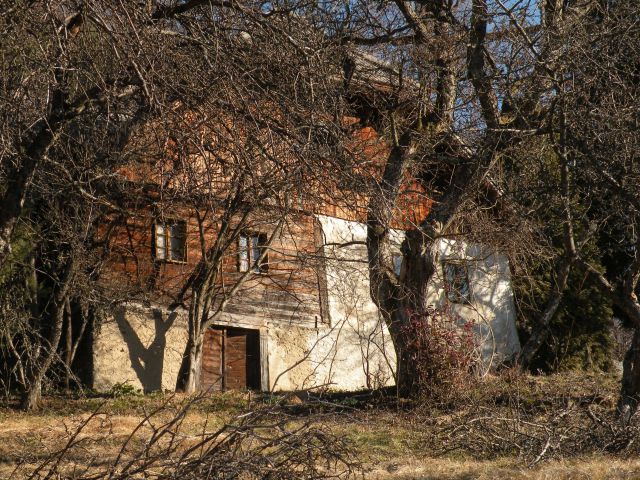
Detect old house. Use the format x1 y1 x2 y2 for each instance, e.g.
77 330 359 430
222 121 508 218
87 58 520 394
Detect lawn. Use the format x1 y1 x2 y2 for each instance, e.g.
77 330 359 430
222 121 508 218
1 372 639 479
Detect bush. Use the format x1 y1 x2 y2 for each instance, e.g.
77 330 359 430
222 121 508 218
108 381 141 398
402 306 479 398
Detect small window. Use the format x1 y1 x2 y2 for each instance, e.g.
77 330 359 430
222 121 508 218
155 220 187 262
443 261 471 303
239 232 268 273
392 254 403 277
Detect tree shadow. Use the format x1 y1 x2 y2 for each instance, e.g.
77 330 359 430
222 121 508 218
114 306 178 392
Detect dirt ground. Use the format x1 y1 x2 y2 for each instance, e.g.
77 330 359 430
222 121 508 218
1 372 639 479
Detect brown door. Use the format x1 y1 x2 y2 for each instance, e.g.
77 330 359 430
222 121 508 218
201 328 223 391
225 330 247 390
200 327 261 391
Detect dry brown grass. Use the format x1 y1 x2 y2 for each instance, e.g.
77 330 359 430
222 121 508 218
0 392 242 478
367 456 640 479
1 372 638 479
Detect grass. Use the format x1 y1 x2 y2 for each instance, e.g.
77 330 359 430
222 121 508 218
1 371 639 479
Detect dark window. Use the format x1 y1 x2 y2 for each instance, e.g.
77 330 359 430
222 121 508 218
392 254 403 277
155 220 187 262
239 232 268 273
443 261 471 303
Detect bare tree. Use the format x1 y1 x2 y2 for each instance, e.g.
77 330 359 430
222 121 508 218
549 1 640 419
323 0 576 394
2 0 363 402
6 0 638 415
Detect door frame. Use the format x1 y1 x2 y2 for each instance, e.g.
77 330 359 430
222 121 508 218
200 325 267 392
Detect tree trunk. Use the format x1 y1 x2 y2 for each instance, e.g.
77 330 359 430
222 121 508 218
177 286 206 393
387 311 419 397
618 328 640 423
20 381 42 413
20 255 74 410
366 129 417 395
520 103 576 368
577 258 640 421
20 298 66 410
176 333 204 393
64 298 73 391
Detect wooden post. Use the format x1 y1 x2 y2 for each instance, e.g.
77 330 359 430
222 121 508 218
260 329 269 392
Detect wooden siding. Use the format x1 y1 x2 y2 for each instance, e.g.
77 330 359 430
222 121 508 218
101 211 325 327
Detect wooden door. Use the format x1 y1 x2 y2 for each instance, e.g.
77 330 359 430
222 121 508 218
201 328 223 391
225 329 247 390
200 327 261 391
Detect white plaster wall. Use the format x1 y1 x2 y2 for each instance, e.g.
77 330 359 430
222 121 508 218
92 304 188 392
290 215 399 391
267 324 318 391
281 215 522 391
266 314 397 392
427 239 521 367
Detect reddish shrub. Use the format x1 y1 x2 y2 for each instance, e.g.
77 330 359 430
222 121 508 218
402 306 479 396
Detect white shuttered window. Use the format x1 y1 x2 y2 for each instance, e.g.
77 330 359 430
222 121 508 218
155 220 187 262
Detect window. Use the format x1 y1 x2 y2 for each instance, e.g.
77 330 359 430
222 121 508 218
392 253 403 277
155 220 187 262
239 232 268 273
443 261 471 303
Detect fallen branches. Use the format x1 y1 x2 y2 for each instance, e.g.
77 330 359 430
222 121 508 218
17 394 360 479
430 378 640 466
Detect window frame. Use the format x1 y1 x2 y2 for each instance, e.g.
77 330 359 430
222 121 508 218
238 231 269 273
442 260 471 304
154 219 188 264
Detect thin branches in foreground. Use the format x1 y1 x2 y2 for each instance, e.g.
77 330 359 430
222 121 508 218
428 378 640 467
17 394 360 480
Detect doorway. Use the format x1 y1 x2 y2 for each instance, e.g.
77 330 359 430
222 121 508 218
200 327 261 391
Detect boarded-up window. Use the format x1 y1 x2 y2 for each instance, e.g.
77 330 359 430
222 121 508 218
443 261 471 303
238 232 268 273
155 220 187 262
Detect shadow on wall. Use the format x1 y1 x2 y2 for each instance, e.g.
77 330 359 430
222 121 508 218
114 306 179 392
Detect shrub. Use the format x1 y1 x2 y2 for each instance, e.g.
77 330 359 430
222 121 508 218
108 381 141 398
401 306 479 397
